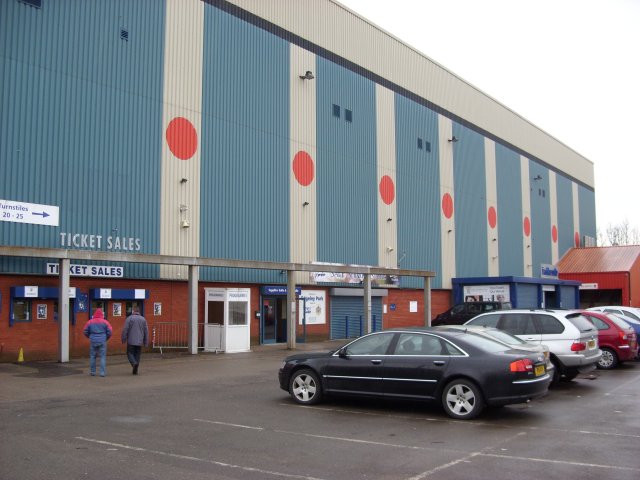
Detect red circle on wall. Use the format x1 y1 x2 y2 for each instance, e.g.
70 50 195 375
379 175 395 205
552 225 558 243
293 151 315 186
575 232 580 247
523 216 531 237
442 193 454 219
166 117 198 160
488 206 497 229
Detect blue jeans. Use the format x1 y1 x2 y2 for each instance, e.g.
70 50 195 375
89 342 107 376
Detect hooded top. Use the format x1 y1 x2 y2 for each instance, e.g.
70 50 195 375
83 309 113 344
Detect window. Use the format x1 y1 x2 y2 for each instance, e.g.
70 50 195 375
417 138 423 149
345 109 352 123
586 316 608 331
229 301 247 326
395 334 438 355
332 104 340 118
12 299 31 323
535 315 565 334
424 141 431 152
500 313 537 335
468 313 499 328
345 332 394 355
19 0 42 8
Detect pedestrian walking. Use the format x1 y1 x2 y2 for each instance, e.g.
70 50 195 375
121 306 148 375
83 308 113 377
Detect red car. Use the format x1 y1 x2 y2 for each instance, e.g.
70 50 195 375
580 310 638 369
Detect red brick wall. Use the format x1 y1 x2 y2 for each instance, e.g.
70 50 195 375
383 289 451 328
0 275 446 361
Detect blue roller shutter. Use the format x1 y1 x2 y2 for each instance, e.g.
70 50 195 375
330 296 383 339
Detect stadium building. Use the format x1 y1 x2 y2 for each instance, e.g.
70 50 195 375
0 0 596 361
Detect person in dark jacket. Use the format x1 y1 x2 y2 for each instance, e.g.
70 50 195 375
121 306 149 375
83 308 113 377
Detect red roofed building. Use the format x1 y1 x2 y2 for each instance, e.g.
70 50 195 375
558 246 640 307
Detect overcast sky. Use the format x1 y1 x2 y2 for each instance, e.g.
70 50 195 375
339 0 640 234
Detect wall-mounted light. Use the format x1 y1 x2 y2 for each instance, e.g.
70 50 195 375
180 177 188 184
180 220 190 228
492 238 497 242
447 229 453 233
533 174 542 181
526 244 531 248
386 246 394 252
179 204 188 213
492 256 498 260
299 70 314 80
448 136 458 143
302 201 309 207
386 217 393 222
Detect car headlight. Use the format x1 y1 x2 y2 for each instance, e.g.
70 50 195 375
280 361 287 370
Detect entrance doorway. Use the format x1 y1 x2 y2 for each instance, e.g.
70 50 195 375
262 296 287 344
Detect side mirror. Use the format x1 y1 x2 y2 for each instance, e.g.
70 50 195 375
338 347 349 358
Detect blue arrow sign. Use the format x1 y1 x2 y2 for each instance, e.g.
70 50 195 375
32 211 50 218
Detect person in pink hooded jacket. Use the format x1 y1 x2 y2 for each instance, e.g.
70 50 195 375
83 308 113 377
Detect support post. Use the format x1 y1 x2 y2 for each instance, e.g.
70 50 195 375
58 258 70 363
188 265 199 354
424 276 432 326
364 273 372 333
287 271 296 349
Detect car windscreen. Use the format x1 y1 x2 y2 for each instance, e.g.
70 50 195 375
565 313 597 332
605 313 634 330
457 332 511 353
482 329 526 345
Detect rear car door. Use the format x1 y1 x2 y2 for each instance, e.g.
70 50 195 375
382 333 450 400
323 332 395 396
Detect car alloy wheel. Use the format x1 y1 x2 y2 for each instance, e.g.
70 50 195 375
597 347 618 370
289 369 322 405
442 379 485 420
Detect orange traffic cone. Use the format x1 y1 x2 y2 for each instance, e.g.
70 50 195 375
17 347 24 363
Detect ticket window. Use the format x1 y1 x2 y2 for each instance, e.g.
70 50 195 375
12 299 31 323
124 301 144 317
90 300 107 318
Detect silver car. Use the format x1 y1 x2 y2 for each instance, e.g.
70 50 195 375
465 309 601 384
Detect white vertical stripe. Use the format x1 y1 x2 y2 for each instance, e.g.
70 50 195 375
484 139 498 276
549 171 559 263
160 0 204 279
521 156 532 275
290 45 317 277
376 85 397 268
439 115 456 289
572 182 580 247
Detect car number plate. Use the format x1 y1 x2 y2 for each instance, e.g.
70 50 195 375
588 340 596 349
534 365 545 376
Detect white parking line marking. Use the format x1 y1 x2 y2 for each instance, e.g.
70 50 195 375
75 436 326 480
194 419 264 430
280 403 640 439
481 453 640 472
406 452 481 480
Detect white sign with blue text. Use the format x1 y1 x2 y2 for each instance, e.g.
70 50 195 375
1 199 59 226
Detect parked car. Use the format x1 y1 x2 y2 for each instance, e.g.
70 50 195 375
278 328 551 420
434 325 554 373
465 309 601 384
579 310 638 369
432 301 512 326
586 305 640 322
586 307 640 347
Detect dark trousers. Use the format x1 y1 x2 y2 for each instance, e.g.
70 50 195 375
126 344 142 366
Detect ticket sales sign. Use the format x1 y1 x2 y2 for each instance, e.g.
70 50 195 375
0 199 59 226
46 263 124 278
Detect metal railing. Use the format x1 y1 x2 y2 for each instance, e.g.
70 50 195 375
152 322 205 355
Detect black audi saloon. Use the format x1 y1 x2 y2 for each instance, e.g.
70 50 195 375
279 328 551 419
